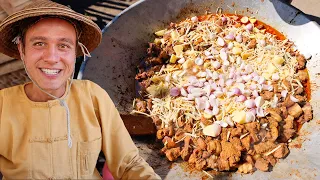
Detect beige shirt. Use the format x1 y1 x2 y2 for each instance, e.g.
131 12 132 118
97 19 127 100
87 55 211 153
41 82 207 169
0 80 160 179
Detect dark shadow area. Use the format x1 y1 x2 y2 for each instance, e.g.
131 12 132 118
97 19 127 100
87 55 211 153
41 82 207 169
270 0 320 25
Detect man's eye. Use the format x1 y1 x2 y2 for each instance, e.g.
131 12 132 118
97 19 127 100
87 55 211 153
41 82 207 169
59 44 70 49
34 42 45 46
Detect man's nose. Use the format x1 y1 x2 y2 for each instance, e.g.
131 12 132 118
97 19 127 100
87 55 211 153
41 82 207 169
43 45 59 64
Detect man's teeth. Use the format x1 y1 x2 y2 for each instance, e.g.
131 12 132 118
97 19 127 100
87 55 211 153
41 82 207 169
41 68 60 75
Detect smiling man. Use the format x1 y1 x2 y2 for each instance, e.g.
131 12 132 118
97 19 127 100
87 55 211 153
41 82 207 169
0 0 160 179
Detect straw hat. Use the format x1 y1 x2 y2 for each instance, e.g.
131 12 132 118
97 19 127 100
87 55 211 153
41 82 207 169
0 0 102 59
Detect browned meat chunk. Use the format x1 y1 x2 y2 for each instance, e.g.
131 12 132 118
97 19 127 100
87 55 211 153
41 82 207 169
202 151 211 159
152 116 162 127
288 103 303 118
264 155 277 166
157 129 168 140
219 141 241 168
184 122 193 133
147 99 152 111
273 144 289 159
138 79 151 91
238 163 253 174
231 124 246 137
269 126 279 142
295 95 307 106
135 72 147 81
135 99 147 112
218 159 230 171
283 115 294 129
279 128 296 142
181 136 192 161
230 137 243 151
245 155 255 165
302 102 313 122
283 96 295 108
280 106 288 119
162 136 177 148
254 141 277 154
188 148 203 164
195 159 207 170
197 137 207 150
255 158 269 172
241 135 251 151
207 155 218 169
296 55 306 70
165 147 181 161
207 140 222 156
282 79 291 91
174 129 185 141
245 122 260 134
261 91 274 101
147 43 161 56
266 108 282 122
297 70 309 82
168 124 175 137
146 56 164 65
248 39 257 49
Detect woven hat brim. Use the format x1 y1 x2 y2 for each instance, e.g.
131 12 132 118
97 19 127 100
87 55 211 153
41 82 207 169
0 6 102 59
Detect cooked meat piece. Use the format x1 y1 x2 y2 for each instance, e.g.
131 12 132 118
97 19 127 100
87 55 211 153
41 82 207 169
146 56 164 65
163 45 174 56
296 55 306 70
283 96 295 108
283 115 294 129
135 72 147 81
240 135 251 151
207 140 222 156
221 128 232 142
266 108 282 122
297 115 305 124
230 137 243 151
295 87 304 95
288 103 303 118
170 22 176 28
231 124 246 137
157 129 168 140
184 122 193 133
280 106 288 119
295 95 307 106
195 159 207 170
254 141 276 154
261 91 274 101
168 124 175 137
147 43 161 57
273 144 289 159
207 155 218 169
147 99 152 111
135 99 147 113
248 39 257 49
255 158 269 172
256 24 264 29
302 102 313 122
202 151 211 159
162 136 177 148
269 126 279 142
165 147 181 161
152 116 162 127
197 137 207 150
160 147 167 155
138 79 151 92
218 159 230 171
188 148 203 164
177 114 186 127
245 122 260 134
279 128 296 142
273 83 279 93
242 36 249 44
205 136 213 143
181 136 192 161
282 79 291 91
158 49 170 60
174 129 185 141
219 141 241 168
244 154 255 165
297 70 309 82
250 133 260 143
238 163 253 174
264 155 277 166
200 116 212 126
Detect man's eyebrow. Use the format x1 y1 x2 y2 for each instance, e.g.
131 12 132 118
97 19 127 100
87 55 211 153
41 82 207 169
59 38 75 45
29 36 47 42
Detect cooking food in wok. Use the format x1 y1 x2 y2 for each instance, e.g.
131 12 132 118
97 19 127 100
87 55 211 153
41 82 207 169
133 13 313 173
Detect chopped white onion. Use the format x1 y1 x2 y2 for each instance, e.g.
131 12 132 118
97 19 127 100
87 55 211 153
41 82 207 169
245 99 256 108
255 96 265 108
191 16 198 22
281 90 288 98
217 37 225 46
195 57 204 66
290 95 299 102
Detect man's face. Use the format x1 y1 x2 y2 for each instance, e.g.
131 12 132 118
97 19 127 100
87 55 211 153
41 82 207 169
18 18 77 91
